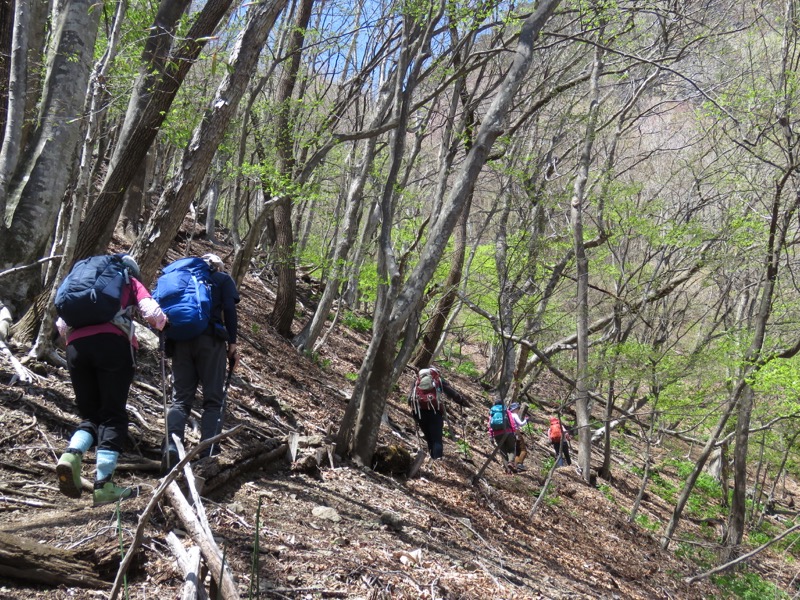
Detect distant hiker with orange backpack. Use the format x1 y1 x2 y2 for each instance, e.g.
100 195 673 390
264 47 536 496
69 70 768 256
409 366 465 459
548 416 572 467
157 253 240 474
54 254 167 506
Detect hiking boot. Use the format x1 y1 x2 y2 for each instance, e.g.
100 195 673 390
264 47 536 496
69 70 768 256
160 444 179 476
56 450 83 498
515 464 528 472
93 479 139 507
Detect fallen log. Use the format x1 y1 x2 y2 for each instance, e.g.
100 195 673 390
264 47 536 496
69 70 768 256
166 481 239 600
166 531 209 600
0 531 107 588
200 441 289 495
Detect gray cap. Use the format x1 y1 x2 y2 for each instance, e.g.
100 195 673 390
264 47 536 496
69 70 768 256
120 254 140 279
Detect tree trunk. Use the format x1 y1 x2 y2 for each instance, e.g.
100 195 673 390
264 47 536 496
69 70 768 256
131 0 289 285
0 0 101 310
268 0 315 337
0 0 14 146
571 40 603 482
72 0 235 263
204 178 220 242
339 0 562 465
0 531 107 588
0 0 29 220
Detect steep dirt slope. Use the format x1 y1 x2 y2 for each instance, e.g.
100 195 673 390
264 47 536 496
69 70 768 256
0 238 790 599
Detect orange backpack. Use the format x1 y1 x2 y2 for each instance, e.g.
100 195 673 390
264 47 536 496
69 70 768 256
548 418 563 443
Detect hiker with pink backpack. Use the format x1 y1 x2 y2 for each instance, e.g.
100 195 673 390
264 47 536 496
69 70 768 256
488 400 529 473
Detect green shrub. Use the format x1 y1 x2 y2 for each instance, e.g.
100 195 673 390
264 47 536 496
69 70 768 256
712 570 788 599
456 439 471 458
342 311 372 333
455 361 480 377
634 513 660 532
598 483 615 504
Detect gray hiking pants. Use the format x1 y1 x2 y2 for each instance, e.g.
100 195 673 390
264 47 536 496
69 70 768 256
166 334 227 453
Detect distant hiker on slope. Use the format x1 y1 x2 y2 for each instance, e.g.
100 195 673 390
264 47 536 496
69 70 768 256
488 398 519 472
157 253 240 474
55 254 167 506
409 366 465 459
548 416 573 468
509 402 529 471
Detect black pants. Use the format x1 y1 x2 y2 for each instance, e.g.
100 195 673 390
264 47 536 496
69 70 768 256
166 334 227 449
494 432 516 463
414 409 444 459
66 334 135 453
552 440 571 466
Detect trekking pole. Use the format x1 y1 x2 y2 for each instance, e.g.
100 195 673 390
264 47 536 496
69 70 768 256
159 331 172 471
472 431 513 484
209 357 234 458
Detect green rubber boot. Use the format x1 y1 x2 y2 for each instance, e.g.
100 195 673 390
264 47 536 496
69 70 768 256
92 479 139 507
56 450 83 498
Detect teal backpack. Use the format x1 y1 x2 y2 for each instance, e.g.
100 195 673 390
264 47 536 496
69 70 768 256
489 401 509 431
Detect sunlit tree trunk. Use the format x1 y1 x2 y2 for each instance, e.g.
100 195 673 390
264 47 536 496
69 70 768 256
269 0 315 337
0 0 100 309
131 0 289 284
570 40 603 482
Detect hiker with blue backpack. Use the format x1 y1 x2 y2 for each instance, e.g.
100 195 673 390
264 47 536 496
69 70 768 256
156 253 239 474
54 253 168 506
488 398 522 473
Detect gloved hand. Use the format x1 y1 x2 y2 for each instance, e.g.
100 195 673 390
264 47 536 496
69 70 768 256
227 343 239 373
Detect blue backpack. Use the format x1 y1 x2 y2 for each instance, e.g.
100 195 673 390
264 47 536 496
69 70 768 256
489 402 509 432
55 255 130 328
154 257 214 341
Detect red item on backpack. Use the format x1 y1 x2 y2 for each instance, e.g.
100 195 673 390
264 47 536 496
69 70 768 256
548 417 563 443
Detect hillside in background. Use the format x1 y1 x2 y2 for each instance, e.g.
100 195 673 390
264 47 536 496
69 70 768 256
0 238 798 599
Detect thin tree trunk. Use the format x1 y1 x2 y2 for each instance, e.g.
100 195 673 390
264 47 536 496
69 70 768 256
131 0 289 284
339 0 562 465
571 40 603 482
629 402 658 524
73 0 235 262
268 0 315 337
